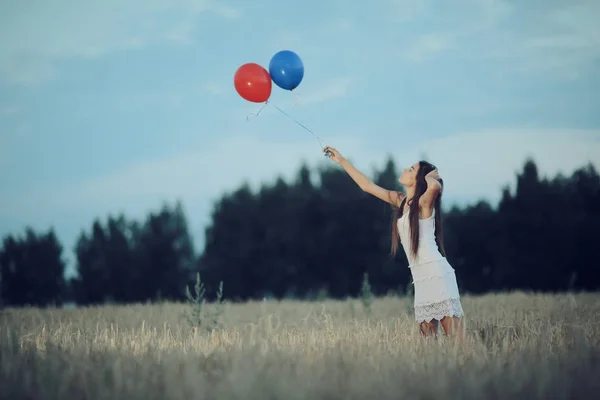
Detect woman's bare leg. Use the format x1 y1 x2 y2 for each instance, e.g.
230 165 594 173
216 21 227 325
419 319 439 337
440 316 464 340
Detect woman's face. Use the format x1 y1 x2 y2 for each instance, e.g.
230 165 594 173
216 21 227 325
399 162 419 186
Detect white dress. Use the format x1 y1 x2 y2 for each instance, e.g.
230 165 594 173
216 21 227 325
397 208 464 323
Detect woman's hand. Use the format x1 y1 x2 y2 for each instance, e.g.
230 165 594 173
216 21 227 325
323 146 345 164
426 168 441 182
424 168 443 196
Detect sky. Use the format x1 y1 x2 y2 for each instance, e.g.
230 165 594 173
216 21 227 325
1 0 599 276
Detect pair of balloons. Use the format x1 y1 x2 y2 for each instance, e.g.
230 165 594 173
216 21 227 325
234 50 304 103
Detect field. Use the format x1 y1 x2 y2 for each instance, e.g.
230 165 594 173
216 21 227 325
1 292 599 400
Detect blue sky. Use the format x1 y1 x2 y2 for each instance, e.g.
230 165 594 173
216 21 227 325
1 0 599 275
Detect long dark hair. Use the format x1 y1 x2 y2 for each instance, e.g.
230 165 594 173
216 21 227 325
390 161 446 259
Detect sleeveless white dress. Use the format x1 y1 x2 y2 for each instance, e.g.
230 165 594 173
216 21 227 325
397 208 464 323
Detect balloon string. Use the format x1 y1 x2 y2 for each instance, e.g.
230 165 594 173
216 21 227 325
244 100 328 153
269 102 326 149
245 102 269 121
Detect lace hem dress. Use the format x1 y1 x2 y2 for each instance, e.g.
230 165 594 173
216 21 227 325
414 298 463 323
410 259 464 322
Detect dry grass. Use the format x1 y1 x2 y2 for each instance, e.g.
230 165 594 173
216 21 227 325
1 292 599 399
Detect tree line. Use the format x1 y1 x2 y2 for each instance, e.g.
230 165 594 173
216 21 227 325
1 157 599 307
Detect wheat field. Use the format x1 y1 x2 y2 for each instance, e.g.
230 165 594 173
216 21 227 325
1 292 599 400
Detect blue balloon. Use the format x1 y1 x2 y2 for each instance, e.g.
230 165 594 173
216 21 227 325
269 50 304 91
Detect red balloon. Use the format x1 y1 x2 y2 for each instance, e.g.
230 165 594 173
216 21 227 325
234 63 272 103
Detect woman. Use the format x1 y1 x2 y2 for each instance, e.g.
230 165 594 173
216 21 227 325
323 145 464 337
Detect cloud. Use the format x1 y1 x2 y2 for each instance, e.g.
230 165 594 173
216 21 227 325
77 132 369 202
0 130 370 220
387 0 511 28
0 106 20 117
0 118 28 165
293 77 354 106
383 0 511 66
204 82 226 96
489 1 598 76
511 3 600 77
468 0 513 31
0 139 6 165
387 0 430 23
385 0 599 77
402 33 453 62
0 0 240 85
213 6 243 19
462 2 598 80
269 31 304 51
327 18 355 33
